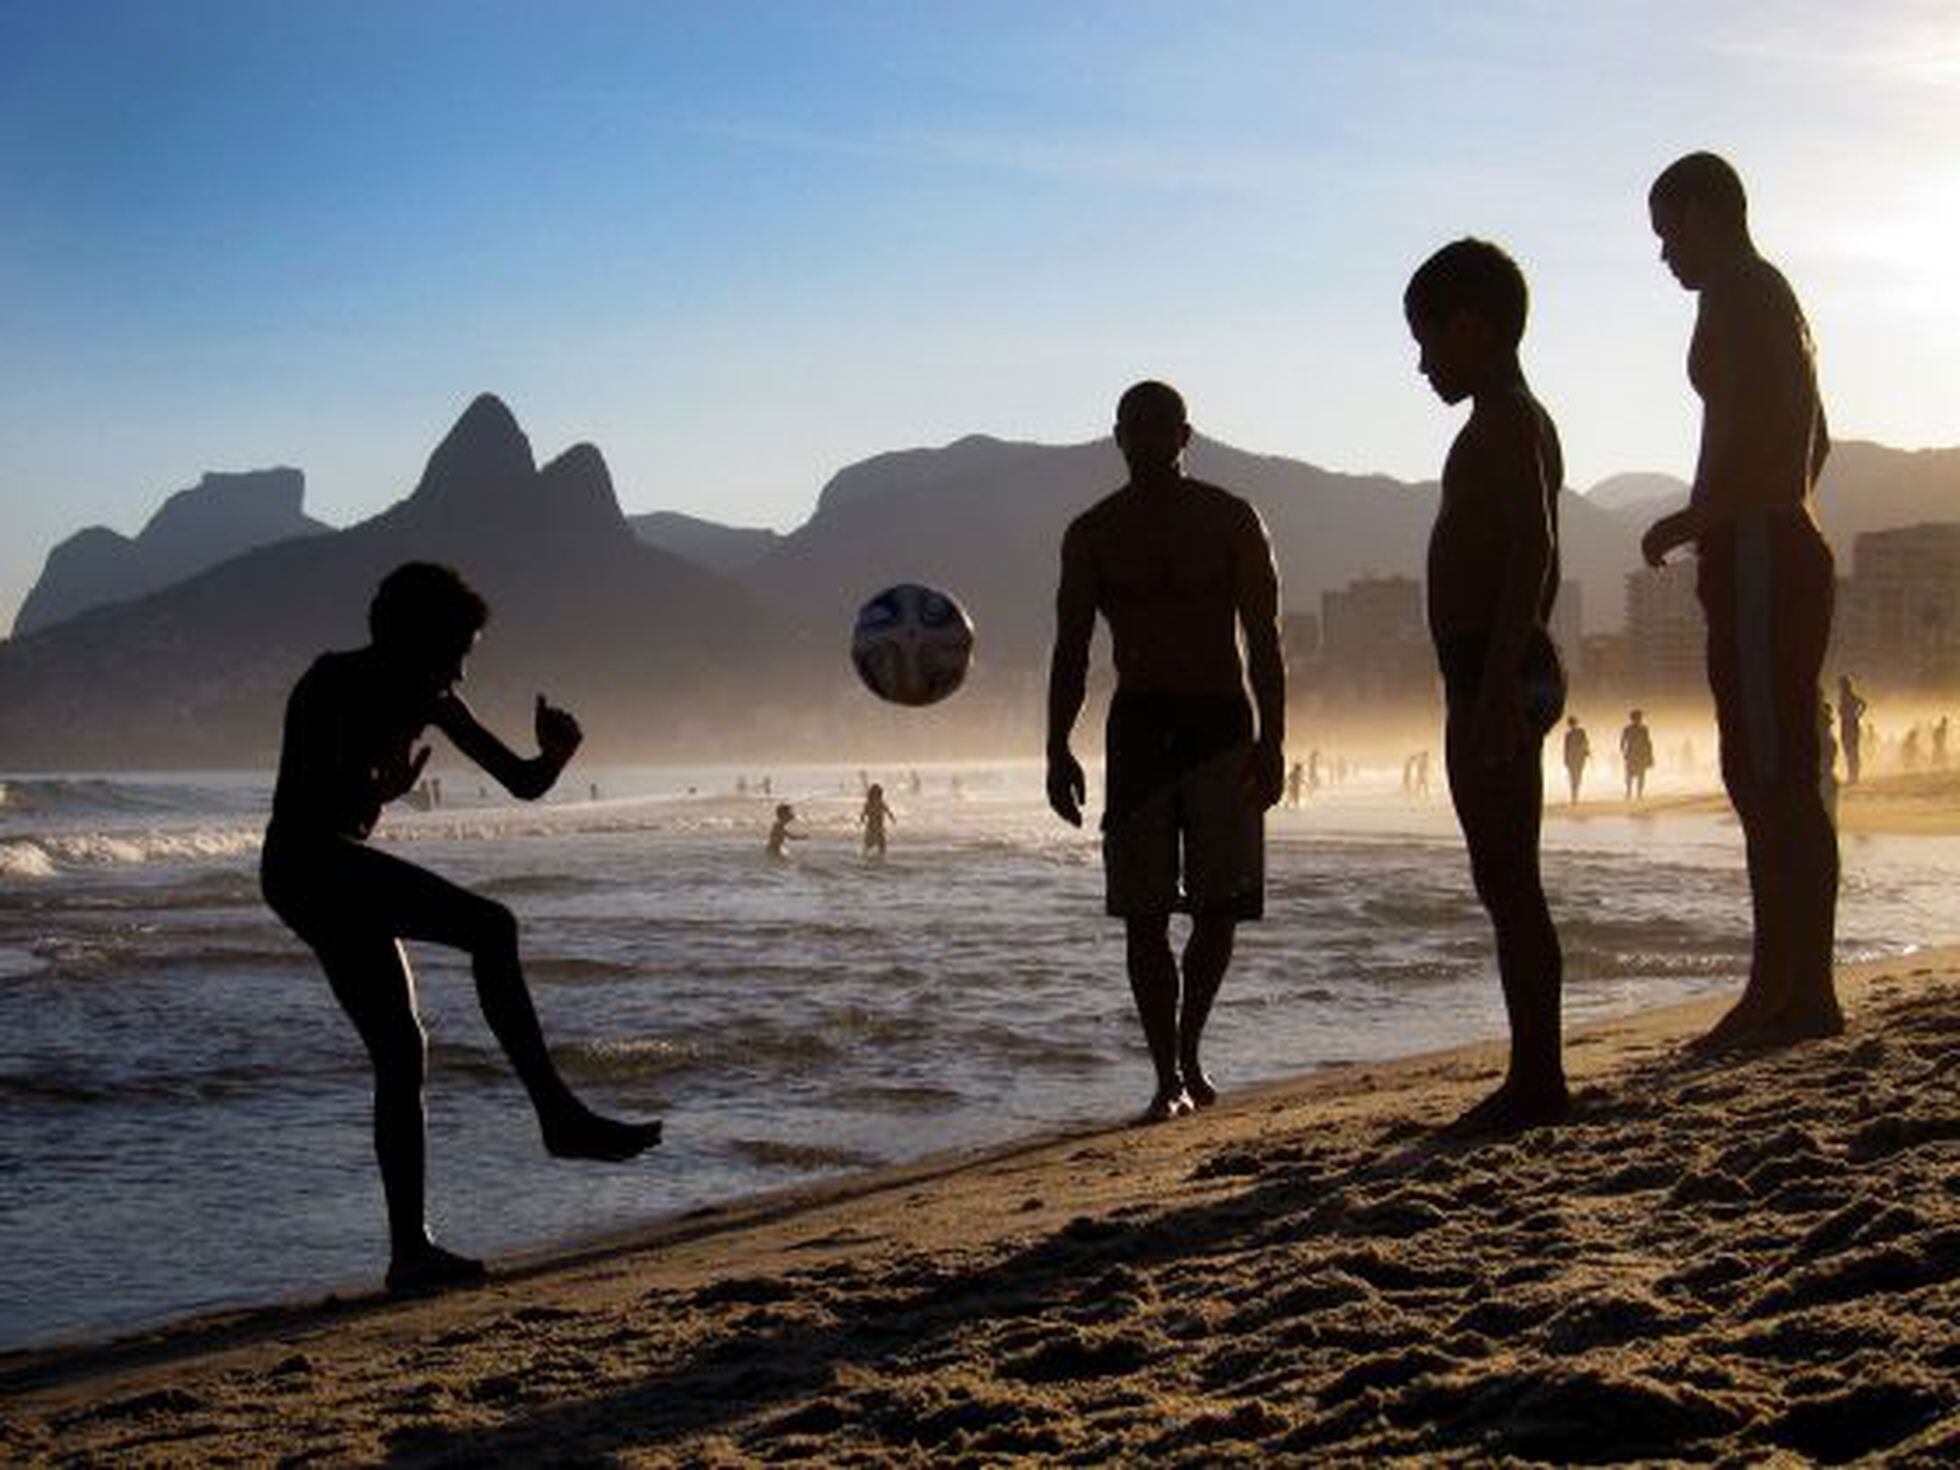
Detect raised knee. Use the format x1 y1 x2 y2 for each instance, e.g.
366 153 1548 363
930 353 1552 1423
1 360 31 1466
472 899 519 956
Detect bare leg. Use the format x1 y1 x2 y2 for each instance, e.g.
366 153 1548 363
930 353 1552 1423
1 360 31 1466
1125 914 1191 1120
318 937 485 1292
1178 913 1236 1106
1446 722 1568 1134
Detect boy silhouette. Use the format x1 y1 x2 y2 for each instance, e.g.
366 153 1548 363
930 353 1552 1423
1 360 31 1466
1562 716 1591 804
1047 381 1285 1122
1640 151 1840 1049
1405 238 1569 1133
261 563 661 1294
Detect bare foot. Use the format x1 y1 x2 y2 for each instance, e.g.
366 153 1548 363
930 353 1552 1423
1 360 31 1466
1444 1078 1570 1139
386 1242 488 1296
1749 992 1846 1048
1181 1065 1219 1109
1687 986 1788 1055
1140 1086 1195 1124
543 1107 664 1162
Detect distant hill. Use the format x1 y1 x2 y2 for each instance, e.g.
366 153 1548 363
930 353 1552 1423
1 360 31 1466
15 468 328 635
0 397 808 768
1584 472 1687 519
628 511 783 575
717 433 1642 662
1580 444 1960 578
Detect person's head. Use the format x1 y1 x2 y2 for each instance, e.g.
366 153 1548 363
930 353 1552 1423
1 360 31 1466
369 562 488 694
867 783 883 800
1403 238 1528 405
1568 715 1579 729
776 802 793 821
1648 151 1749 290
1630 708 1644 723
1114 379 1190 480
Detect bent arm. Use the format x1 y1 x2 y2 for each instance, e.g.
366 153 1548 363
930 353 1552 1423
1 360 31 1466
433 694 563 800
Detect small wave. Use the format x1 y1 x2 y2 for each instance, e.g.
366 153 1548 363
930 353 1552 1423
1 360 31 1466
0 777 264 820
0 840 57 879
0 827 261 873
726 1137 884 1171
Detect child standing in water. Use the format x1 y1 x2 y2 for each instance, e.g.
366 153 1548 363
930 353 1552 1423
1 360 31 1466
260 562 662 1295
859 782 895 859
766 802 801 858
1405 238 1569 1135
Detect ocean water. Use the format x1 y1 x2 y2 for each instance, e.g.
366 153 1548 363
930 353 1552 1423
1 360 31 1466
4 762 1958 1353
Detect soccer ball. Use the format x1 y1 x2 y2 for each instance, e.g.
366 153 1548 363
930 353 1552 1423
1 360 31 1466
850 584 975 706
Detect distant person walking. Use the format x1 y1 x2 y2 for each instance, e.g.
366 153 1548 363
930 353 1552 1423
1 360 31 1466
1837 675 1867 784
1640 151 1841 1049
1620 710 1654 800
1047 380 1285 1122
766 802 800 858
1562 716 1591 804
260 563 661 1295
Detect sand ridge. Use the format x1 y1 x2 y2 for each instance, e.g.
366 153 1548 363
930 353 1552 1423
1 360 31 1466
4 953 1958 1465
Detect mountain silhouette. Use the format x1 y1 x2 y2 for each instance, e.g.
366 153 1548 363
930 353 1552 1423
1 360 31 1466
15 468 327 636
629 511 783 576
0 396 805 768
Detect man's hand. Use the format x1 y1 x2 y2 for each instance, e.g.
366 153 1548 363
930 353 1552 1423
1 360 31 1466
1242 740 1285 810
376 742 431 804
1641 508 1697 568
1047 748 1086 827
535 694 583 766
1471 672 1528 768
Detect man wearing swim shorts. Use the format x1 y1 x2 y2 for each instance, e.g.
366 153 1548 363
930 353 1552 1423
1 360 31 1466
1641 151 1840 1050
1046 381 1285 1121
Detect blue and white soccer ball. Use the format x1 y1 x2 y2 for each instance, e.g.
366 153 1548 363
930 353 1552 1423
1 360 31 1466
850 583 975 707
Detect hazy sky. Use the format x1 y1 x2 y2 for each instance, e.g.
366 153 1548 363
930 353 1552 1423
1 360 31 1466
3 1 1955 633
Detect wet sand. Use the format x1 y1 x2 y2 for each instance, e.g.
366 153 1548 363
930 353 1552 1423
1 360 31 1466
1552 767 1960 837
5 950 1958 1465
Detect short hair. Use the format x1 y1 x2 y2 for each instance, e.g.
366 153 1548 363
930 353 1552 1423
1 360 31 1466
1404 238 1529 347
1116 379 1187 429
1649 152 1747 230
369 562 489 647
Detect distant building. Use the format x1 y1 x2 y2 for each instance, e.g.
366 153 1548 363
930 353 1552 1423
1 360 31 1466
1625 561 1702 692
1837 522 1960 688
1317 575 1431 700
1551 579 1584 676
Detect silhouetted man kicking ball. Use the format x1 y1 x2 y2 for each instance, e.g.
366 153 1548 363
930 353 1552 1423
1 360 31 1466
1047 381 1286 1122
261 562 662 1294
1405 238 1570 1134
1640 152 1841 1051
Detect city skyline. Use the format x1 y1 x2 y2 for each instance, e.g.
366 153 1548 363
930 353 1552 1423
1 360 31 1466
3 1 1956 634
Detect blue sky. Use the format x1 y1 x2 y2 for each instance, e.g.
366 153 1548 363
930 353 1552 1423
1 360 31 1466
3 1 1955 632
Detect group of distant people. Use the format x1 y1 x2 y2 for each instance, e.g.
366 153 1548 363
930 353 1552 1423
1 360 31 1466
263 150 1846 1291
1557 710 1655 804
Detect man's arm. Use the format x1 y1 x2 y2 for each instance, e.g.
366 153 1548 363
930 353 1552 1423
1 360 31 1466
1046 522 1096 826
435 693 582 800
1236 504 1286 807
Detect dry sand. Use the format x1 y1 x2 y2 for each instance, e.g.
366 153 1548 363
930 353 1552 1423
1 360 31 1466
5 952 1959 1466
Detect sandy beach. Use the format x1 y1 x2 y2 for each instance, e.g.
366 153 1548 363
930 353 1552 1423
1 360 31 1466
4 949 1957 1466
1551 767 1960 838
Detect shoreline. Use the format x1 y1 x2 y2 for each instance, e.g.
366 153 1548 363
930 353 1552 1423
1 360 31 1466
1544 766 1960 836
8 946 1958 1463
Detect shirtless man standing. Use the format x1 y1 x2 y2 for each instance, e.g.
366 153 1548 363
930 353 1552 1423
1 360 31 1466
1405 238 1569 1133
1640 152 1840 1050
1047 381 1285 1121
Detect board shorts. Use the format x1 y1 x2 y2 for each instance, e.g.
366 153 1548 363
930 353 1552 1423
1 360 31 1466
1434 626 1567 733
1697 508 1833 791
1101 691 1263 920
